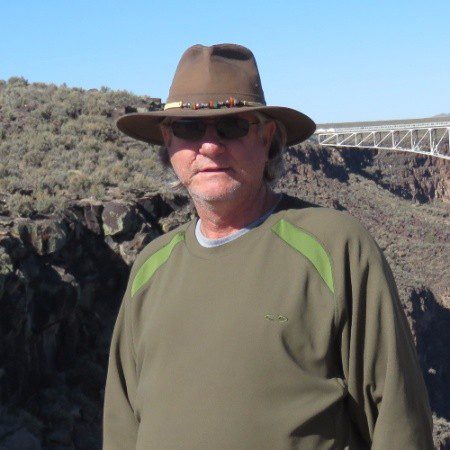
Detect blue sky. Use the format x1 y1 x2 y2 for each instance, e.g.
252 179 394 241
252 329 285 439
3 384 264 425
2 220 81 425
1 0 449 124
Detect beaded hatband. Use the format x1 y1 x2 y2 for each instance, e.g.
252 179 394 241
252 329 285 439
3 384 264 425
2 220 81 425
164 97 264 111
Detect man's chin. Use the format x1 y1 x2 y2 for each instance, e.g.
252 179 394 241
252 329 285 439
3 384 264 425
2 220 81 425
188 185 242 204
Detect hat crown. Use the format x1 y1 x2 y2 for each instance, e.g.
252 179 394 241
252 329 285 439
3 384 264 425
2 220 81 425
167 44 266 105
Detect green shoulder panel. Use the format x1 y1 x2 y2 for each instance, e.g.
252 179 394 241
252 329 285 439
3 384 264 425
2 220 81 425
131 231 185 297
271 219 334 294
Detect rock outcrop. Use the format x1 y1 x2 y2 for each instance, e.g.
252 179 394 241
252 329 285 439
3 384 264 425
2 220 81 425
0 193 191 448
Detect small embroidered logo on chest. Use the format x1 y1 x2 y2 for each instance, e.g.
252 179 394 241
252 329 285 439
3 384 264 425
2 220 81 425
264 314 288 322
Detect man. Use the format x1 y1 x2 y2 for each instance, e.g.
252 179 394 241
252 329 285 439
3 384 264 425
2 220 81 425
103 43 434 449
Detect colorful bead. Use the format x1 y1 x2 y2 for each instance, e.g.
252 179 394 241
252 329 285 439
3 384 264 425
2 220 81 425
172 98 260 109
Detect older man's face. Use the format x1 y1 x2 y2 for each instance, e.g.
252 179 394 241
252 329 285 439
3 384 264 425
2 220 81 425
161 113 276 204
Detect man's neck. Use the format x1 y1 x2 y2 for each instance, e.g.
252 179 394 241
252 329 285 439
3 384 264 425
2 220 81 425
192 185 278 239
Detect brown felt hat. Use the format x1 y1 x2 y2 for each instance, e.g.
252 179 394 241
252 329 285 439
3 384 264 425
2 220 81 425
116 43 316 146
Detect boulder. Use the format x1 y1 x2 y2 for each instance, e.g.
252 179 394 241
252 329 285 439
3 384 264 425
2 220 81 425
101 201 142 238
0 246 13 299
15 218 68 255
65 199 104 237
136 194 175 221
119 225 160 266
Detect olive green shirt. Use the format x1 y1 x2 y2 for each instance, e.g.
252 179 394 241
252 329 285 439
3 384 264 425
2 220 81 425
103 194 434 449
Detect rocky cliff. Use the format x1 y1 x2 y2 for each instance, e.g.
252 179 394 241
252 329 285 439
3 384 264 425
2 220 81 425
1 144 449 449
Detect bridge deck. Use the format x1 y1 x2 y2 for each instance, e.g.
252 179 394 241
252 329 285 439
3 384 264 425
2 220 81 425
314 116 450 160
316 115 450 131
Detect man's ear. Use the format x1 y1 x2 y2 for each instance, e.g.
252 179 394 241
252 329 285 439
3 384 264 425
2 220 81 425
263 121 276 149
160 123 172 147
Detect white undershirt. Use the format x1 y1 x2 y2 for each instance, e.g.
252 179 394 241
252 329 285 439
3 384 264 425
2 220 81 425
195 193 282 247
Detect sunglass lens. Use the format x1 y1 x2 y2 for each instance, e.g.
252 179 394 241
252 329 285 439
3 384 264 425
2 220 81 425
171 120 207 140
216 117 250 139
170 117 254 141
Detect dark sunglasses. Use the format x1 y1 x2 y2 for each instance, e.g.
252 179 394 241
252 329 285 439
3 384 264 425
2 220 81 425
168 116 259 141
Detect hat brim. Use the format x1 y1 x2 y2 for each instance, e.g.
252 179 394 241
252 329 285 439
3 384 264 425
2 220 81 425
116 106 316 147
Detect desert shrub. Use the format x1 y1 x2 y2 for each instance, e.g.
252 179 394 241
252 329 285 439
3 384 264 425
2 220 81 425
84 94 110 116
23 150 46 167
61 91 84 119
31 82 48 89
131 172 161 191
6 192 34 217
2 88 28 110
67 171 93 195
32 103 53 121
60 119 84 137
7 76 28 87
90 167 111 187
34 190 68 214
86 184 106 199
108 163 130 183
77 136 102 154
84 117 119 141
29 131 58 153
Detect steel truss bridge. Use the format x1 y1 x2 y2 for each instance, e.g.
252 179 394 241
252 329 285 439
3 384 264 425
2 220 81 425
315 116 450 160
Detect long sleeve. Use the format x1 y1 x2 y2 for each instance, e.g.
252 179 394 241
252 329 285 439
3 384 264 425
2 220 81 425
337 227 434 449
103 285 139 450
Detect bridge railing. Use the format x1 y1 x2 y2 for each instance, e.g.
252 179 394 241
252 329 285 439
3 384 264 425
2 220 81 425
315 121 450 160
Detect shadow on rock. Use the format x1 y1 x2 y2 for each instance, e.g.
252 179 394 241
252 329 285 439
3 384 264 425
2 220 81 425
410 287 450 421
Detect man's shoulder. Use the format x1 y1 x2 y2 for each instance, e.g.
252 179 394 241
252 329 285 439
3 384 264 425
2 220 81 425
277 194 378 252
130 220 192 277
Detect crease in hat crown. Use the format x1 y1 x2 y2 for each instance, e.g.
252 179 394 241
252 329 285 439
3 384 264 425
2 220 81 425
164 43 267 109
115 42 316 146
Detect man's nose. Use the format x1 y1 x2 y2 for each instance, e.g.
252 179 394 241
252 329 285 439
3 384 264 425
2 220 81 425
198 124 224 155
